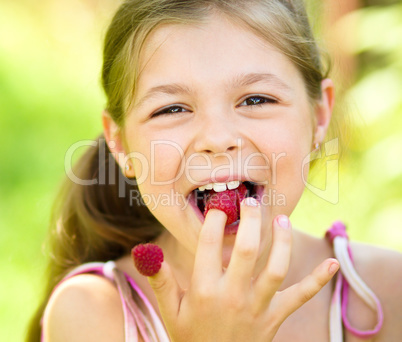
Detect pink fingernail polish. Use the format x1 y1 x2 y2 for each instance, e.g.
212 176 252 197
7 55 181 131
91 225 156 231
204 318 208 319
277 215 290 229
242 197 260 207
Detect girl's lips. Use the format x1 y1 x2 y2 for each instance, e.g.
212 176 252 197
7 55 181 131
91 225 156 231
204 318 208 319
188 183 265 235
188 190 206 223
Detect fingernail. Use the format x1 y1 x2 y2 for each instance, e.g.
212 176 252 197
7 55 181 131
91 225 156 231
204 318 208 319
242 197 260 207
328 262 339 275
277 215 290 229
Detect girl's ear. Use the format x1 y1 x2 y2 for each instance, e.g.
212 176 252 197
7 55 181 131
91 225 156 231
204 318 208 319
313 78 335 146
102 111 135 178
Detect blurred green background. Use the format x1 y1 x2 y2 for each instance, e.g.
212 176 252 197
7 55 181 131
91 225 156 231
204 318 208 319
1 0 401 341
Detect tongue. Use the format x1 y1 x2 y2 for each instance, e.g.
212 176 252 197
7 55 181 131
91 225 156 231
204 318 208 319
203 184 248 225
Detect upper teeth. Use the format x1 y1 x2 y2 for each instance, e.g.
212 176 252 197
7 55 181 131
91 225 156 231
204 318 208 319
198 181 240 193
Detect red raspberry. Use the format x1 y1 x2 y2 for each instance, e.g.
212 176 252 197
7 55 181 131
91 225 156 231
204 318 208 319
204 184 248 225
131 243 163 277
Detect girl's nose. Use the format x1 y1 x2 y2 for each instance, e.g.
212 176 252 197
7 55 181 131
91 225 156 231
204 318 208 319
192 111 240 155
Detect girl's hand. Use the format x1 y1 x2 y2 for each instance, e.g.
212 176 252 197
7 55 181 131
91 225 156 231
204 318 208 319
146 199 339 342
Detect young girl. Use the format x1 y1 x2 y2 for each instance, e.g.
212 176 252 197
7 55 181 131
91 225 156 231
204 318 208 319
27 0 402 341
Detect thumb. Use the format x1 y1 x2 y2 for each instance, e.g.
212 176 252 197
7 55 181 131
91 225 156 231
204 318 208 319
147 260 182 320
131 243 181 320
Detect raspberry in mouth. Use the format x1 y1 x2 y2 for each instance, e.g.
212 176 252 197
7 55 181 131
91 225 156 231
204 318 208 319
193 181 258 225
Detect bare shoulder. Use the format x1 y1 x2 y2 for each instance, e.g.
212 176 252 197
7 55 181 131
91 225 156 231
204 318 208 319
350 241 402 291
43 274 125 342
349 241 402 341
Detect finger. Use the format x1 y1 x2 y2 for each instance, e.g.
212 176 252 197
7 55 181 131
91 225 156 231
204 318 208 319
225 197 261 292
192 209 227 284
254 215 292 306
271 258 339 319
147 260 182 323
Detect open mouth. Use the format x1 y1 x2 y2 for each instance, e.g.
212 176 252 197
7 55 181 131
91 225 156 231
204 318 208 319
194 181 257 213
189 181 264 228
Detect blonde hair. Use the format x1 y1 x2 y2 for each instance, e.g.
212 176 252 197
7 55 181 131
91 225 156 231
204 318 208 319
102 0 330 127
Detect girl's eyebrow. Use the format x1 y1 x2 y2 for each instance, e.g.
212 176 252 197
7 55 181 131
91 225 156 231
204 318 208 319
134 83 192 109
134 72 292 108
230 72 293 93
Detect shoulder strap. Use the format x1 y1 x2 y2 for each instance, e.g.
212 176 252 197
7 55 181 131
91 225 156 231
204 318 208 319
107 263 170 342
326 221 384 342
41 261 169 342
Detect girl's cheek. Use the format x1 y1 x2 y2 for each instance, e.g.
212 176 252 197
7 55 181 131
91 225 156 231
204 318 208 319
150 141 186 183
264 138 311 211
127 137 180 188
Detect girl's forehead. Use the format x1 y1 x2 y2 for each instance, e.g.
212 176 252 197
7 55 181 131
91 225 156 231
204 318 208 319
136 15 303 91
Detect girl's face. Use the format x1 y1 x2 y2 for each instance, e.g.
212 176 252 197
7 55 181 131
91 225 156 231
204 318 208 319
105 15 333 268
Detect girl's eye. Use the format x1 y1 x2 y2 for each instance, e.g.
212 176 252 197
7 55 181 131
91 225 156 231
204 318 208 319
240 96 277 107
152 105 188 118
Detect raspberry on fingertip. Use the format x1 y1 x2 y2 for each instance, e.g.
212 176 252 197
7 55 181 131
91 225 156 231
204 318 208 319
132 243 164 277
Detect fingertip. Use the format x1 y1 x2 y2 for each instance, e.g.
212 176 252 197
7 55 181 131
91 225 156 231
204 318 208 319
239 197 261 221
274 215 291 230
327 258 340 275
146 261 171 289
241 197 260 207
204 208 227 224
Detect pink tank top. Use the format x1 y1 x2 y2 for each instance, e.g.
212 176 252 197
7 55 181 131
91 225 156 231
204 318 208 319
41 221 383 341
326 221 383 341
41 261 169 342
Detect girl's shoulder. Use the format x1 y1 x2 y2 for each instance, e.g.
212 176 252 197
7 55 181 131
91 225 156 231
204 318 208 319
298 227 402 341
42 273 125 342
349 240 402 294
342 240 402 341
351 239 402 266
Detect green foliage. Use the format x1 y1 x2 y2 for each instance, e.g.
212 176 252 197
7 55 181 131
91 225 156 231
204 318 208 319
0 1 114 340
347 4 402 246
292 3 402 248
